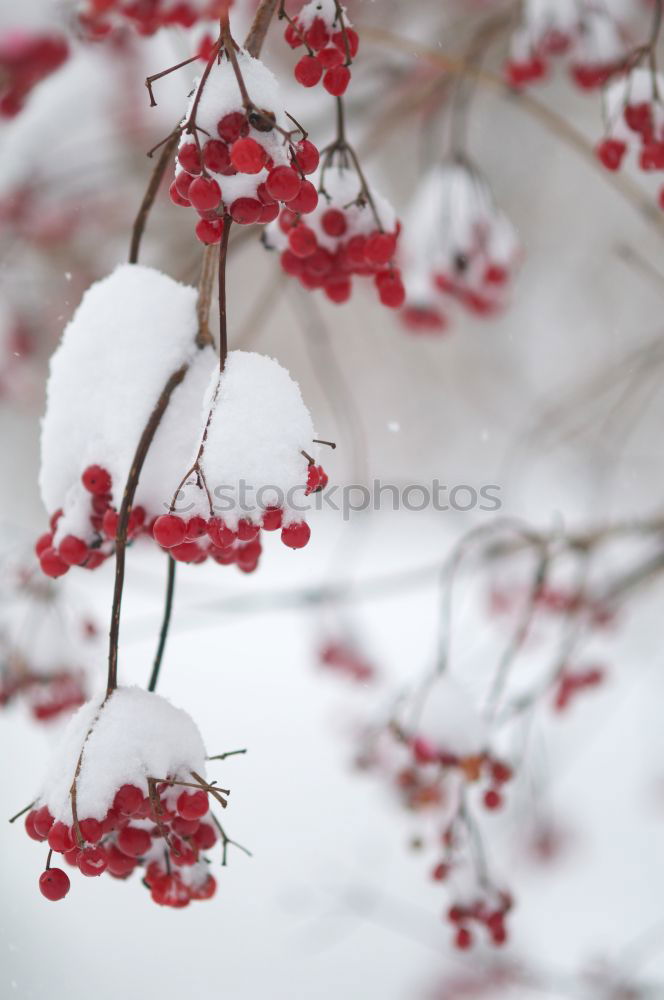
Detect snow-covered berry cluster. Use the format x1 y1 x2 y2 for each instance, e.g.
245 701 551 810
282 0 358 97
0 31 68 117
596 69 664 208
264 164 404 308
25 688 222 906
37 265 324 579
400 161 519 333
318 639 376 683
74 0 225 40
505 0 626 90
553 664 605 712
446 891 513 951
172 50 321 243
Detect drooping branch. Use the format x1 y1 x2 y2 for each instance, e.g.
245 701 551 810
147 555 176 693
129 129 180 264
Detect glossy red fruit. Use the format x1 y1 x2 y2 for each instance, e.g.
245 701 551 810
58 535 88 566
229 197 262 224
40 547 69 578
332 27 359 58
35 532 53 557
207 517 236 548
185 516 208 540
261 507 283 531
287 180 318 214
175 171 194 199
196 217 224 244
305 17 329 51
176 789 209 821
324 278 352 303
177 142 202 175
323 65 351 96
230 137 266 174
288 225 318 258
188 176 221 212
321 208 347 237
48 821 74 854
153 514 187 549
595 137 626 171
217 112 248 143
78 817 103 844
33 805 54 838
25 810 45 841
293 139 319 174
266 165 302 203
113 784 144 816
82 465 112 494
105 844 136 877
203 139 231 173
39 867 70 901
193 821 218 850
483 788 502 810
364 231 396 266
319 45 344 69
281 521 311 549
295 55 323 87
102 508 119 539
77 845 108 876
117 825 152 858
169 180 190 207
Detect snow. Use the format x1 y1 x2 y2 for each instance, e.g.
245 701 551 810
39 264 210 541
297 0 352 30
403 673 487 759
38 686 208 823
200 350 317 525
605 69 664 142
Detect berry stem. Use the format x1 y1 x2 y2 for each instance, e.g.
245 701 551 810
196 244 219 348
207 749 248 761
8 800 36 824
128 129 180 264
210 813 253 866
218 214 231 371
145 54 200 109
147 555 176 693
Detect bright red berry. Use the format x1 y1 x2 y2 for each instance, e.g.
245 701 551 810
305 17 329 51
177 142 202 175
82 465 112 494
40 548 68 578
207 517 236 548
483 788 502 810
33 806 54 838
287 179 318 214
293 139 319 174
203 139 231 173
266 165 302 203
229 197 262 224
454 926 473 950
169 180 190 207
288 225 318 257
78 817 103 844
596 137 626 171
153 514 187 549
364 231 396 266
188 176 221 212
39 867 70 901
176 789 209 821
117 825 152 858
77 845 108 876
332 27 359 58
25 811 45 841
185 516 208 540
262 507 283 531
323 65 351 96
217 112 248 143
58 535 88 566
294 55 323 87
35 532 53 556
48 821 74 854
319 45 344 69
281 521 311 549
230 137 266 174
196 217 224 244
113 784 144 816
322 208 347 236
324 278 351 303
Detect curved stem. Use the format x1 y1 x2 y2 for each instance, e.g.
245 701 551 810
147 555 176 693
218 215 231 371
129 130 180 264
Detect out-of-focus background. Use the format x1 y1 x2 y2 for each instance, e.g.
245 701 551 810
2 1 664 997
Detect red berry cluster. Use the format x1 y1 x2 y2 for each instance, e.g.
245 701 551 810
267 191 403 308
447 893 513 950
172 112 321 244
283 0 358 97
318 641 375 683
490 583 615 629
431 259 512 319
27 782 218 906
76 0 225 40
553 665 605 712
35 464 141 579
0 32 68 117
410 738 512 813
0 671 86 722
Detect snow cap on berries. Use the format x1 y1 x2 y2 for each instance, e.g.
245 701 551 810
404 674 487 761
38 687 208 823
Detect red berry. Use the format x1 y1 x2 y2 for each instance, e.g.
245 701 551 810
25 810 45 841
322 208 347 236
432 862 449 881
323 65 351 97
288 225 318 258
230 137 266 174
191 874 217 900
217 112 248 144
319 45 344 69
35 532 53 556
287 179 318 214
262 507 283 531
454 927 473 950
102 508 119 539
113 784 143 816
284 21 303 48
202 139 231 173
169 180 190 207
58 535 88 566
185 516 208 540
153 514 187 549
77 845 108 876
490 761 512 784
39 867 70 901
229 197 262 225
332 27 359 58
33 806 54 838
376 271 405 308
105 844 136 877
305 17 329 51
40 548 68 578
117 825 152 858
193 822 218 850
596 137 627 171
295 55 323 87
188 176 221 212
266 165 302 203
48 821 74 854
175 171 194 199
281 521 311 549
170 541 204 563
259 203 280 223
78 817 103 844
207 517 236 548
177 142 202 175
324 278 352 303
82 465 111 494
364 231 396 266
624 101 653 137
237 518 260 541
176 789 209 821
196 217 224 244
483 788 502 810
292 139 319 175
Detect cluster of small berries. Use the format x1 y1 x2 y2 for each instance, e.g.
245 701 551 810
27 781 218 906
410 737 513 813
553 665 605 712
490 583 615 629
283 0 358 96
318 640 375 682
265 167 404 308
0 32 68 117
172 115 321 244
75 0 225 40
505 1 625 91
446 892 513 950
0 671 86 722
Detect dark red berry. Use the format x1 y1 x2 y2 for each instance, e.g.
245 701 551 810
39 867 70 901
117 825 152 858
217 112 248 143
40 548 68 578
230 137 266 174
113 784 144 816
153 514 187 549
281 521 311 549
177 142 202 175
294 55 323 87
266 165 302 203
48 821 74 854
188 176 221 212
292 139 319 175
229 197 262 224
322 208 347 236
82 465 112 494
203 139 231 173
176 789 209 821
196 217 224 244
58 535 88 566
288 225 318 258
323 65 351 96
287 179 318 214
77 845 108 876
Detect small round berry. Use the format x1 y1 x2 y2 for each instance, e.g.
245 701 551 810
490 760 513 784
188 176 221 212
203 139 231 173
281 521 311 549
106 844 137 877
48 821 74 854
58 535 89 566
284 21 304 48
82 465 112 495
322 208 347 237
193 822 218 850
376 271 405 308
174 171 194 199
454 927 473 950
176 789 209 821
185 516 208 540
207 517 236 548
177 142 202 175
230 137 267 174
113 784 144 816
35 532 53 557
78 817 103 844
332 27 359 58
33 806 54 838
288 225 318 258
117 825 152 858
229 197 263 225
287 180 318 214
324 278 352 304
323 65 351 96
483 788 502 810
364 231 397 266
25 810 45 842
262 507 283 531
196 217 224 244
237 518 260 541
77 845 108 877
40 548 68 578
171 541 204 563
217 111 248 144
169 180 190 207
305 17 329 51
39 867 70 901
294 55 323 88
259 203 280 223
266 166 302 203
292 139 319 174
595 137 626 172
153 514 187 549
319 46 344 69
